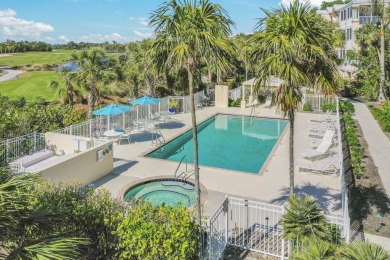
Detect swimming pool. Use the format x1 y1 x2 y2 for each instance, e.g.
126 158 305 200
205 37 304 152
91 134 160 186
123 179 196 208
147 114 288 174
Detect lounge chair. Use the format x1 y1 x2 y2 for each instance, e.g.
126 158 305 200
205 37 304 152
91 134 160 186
308 122 335 134
310 129 336 148
310 110 333 123
300 132 334 161
296 156 338 175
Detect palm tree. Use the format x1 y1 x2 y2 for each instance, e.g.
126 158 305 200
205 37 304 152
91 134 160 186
49 67 82 104
250 1 339 195
337 240 390 260
280 195 329 242
69 48 121 118
150 0 235 242
294 239 337 260
0 167 87 259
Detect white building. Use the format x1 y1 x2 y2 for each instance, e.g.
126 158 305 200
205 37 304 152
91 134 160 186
317 0 390 78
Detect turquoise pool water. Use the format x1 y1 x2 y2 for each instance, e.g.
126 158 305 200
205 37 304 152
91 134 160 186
123 179 196 208
147 114 288 174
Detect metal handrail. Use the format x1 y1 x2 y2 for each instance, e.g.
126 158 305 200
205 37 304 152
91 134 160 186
174 155 188 178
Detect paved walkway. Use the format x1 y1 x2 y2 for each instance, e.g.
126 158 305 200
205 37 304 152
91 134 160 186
353 102 390 197
365 233 390 251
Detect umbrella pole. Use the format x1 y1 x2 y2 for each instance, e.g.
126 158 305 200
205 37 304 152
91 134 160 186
123 113 125 130
137 106 139 121
108 115 110 130
148 105 150 119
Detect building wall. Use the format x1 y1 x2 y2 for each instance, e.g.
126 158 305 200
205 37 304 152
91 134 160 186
45 132 94 155
41 141 113 186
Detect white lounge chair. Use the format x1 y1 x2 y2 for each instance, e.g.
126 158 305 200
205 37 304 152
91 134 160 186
300 132 334 161
310 110 333 123
296 156 338 175
308 120 335 133
310 129 336 148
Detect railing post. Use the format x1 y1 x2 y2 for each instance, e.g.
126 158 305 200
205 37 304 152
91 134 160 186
6 140 9 163
318 95 321 111
89 119 93 137
70 125 73 136
33 132 37 152
224 196 229 245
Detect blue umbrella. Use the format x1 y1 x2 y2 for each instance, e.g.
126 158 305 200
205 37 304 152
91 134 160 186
129 96 160 106
129 96 161 120
93 104 132 116
93 104 132 130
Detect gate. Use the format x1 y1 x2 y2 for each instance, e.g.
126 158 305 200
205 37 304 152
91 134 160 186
207 197 286 259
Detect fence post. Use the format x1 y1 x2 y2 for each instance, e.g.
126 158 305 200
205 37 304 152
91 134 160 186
33 132 37 152
70 125 73 136
318 95 321 111
89 119 93 137
6 140 9 163
224 196 229 245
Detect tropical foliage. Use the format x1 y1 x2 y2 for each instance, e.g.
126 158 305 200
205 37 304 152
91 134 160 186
369 102 390 132
341 100 366 176
116 202 199 259
250 1 339 194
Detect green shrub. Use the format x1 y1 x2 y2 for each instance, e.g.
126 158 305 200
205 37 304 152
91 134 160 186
341 101 365 176
321 102 336 112
303 103 312 111
116 202 199 259
369 104 390 132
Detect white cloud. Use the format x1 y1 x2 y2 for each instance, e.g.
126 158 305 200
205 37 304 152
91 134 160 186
0 9 54 39
78 32 131 43
280 0 323 7
59 35 70 42
133 30 152 38
140 20 148 26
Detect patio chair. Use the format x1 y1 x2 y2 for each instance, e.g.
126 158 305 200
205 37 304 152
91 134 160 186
310 129 336 148
309 110 333 123
300 133 334 161
118 131 132 144
296 156 338 175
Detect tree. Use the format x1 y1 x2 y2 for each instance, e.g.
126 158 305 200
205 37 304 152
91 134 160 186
69 48 122 118
49 67 82 104
150 0 235 250
250 1 339 194
0 168 87 259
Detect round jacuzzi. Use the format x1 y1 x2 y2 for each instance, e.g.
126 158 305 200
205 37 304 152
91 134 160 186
120 177 207 208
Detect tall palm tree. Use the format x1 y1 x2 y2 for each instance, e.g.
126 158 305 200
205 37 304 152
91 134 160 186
250 1 339 195
49 67 82 104
69 48 121 118
150 0 235 239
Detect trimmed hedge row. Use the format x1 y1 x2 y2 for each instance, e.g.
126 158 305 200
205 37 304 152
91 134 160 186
368 104 390 132
340 101 365 176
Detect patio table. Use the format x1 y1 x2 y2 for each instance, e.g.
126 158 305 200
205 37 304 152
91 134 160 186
103 129 125 141
135 119 160 131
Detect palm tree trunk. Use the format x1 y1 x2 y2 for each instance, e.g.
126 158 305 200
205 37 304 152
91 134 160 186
289 111 295 195
187 66 202 254
87 89 97 119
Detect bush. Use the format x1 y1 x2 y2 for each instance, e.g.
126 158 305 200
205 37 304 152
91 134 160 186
116 202 199 259
341 101 365 176
369 104 390 132
229 97 241 107
321 102 336 112
303 103 312 111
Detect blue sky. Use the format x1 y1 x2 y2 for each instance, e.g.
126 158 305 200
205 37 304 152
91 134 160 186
0 0 321 44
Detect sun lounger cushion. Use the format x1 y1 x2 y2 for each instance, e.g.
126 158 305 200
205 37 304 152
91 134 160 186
18 150 54 168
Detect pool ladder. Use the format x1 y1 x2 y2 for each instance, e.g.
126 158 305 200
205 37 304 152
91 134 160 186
249 99 258 121
174 155 195 181
151 129 165 147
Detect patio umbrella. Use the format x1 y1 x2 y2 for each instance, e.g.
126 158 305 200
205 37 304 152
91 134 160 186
93 104 132 130
129 96 160 119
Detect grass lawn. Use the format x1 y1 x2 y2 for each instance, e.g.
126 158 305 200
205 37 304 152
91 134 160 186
0 71 58 101
0 49 74 67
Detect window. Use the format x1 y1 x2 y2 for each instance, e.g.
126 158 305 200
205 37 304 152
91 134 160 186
345 29 352 40
339 49 346 59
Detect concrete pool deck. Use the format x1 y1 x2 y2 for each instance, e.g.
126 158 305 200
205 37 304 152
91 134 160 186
92 105 342 217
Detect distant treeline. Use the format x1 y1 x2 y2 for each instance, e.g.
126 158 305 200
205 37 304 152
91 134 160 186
0 40 127 54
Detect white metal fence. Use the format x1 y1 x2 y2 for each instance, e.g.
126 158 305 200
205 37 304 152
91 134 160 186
0 133 46 165
302 94 337 111
206 195 350 259
1 91 209 163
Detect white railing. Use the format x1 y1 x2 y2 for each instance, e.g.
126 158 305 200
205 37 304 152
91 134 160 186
302 94 336 111
2 91 207 164
336 97 350 242
229 87 241 101
0 133 46 165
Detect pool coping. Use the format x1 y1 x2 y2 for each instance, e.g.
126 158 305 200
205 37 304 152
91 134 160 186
117 175 209 207
139 112 289 176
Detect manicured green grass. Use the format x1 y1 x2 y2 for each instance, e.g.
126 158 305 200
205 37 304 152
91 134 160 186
0 50 74 67
0 71 58 100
